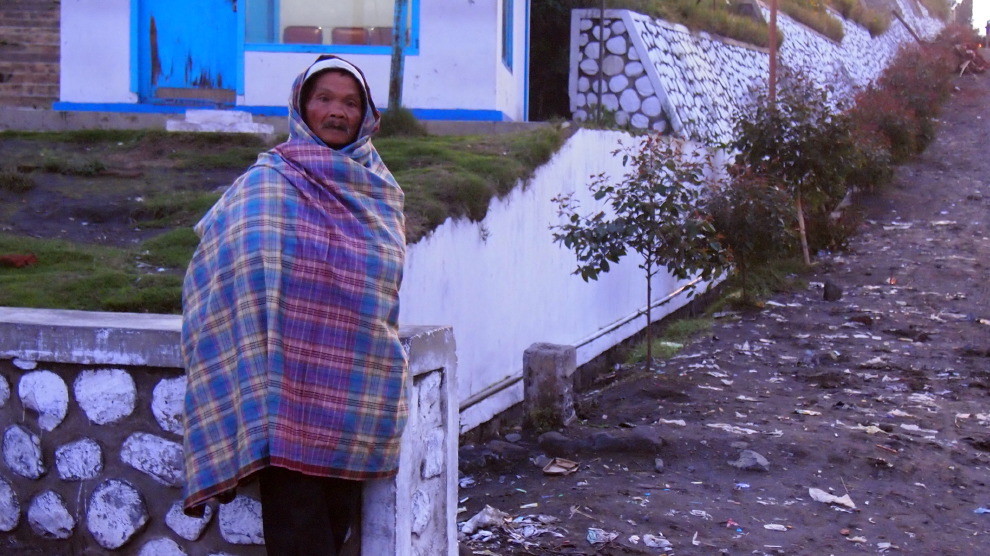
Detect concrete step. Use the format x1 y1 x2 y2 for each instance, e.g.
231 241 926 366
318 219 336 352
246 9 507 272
166 110 275 135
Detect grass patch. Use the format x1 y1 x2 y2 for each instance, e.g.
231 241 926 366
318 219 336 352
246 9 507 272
780 0 844 42
616 0 775 47
0 124 570 312
0 233 185 313
172 147 261 170
139 228 200 269
131 190 223 228
626 317 713 364
378 125 569 242
0 170 35 193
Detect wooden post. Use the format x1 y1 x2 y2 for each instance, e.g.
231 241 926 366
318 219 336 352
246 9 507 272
768 0 778 103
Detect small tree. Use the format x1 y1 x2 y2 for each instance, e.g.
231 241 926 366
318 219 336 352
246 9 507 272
551 135 728 371
731 68 856 264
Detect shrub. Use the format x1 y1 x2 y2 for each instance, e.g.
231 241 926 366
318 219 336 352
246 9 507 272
829 0 890 36
0 170 36 193
730 67 857 260
378 106 429 138
706 167 797 297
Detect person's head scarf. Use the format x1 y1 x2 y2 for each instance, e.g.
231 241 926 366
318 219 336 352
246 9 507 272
288 54 381 156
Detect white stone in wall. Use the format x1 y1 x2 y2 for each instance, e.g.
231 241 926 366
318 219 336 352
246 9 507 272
628 44 640 61
579 33 588 47
12 358 37 370
573 109 588 122
139 537 188 556
411 488 431 535
608 74 628 93
87 479 149 550
18 370 69 431
614 111 630 126
625 61 644 78
574 93 586 108
219 495 264 545
27 490 74 539
619 89 641 113
652 120 668 134
605 36 627 55
583 41 600 61
3 424 44 479
601 94 619 112
0 374 8 408
166 501 213 541
591 24 610 41
75 368 136 425
153 377 186 436
422 428 445 479
577 76 590 92
630 114 650 130
55 437 103 480
612 20 625 35
601 55 624 76
578 58 598 76
121 432 185 487
0 476 19 531
635 75 654 96
580 18 592 31
641 97 662 117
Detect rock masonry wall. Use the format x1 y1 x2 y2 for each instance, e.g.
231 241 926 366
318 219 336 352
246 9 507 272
0 359 233 554
0 310 457 556
569 0 946 144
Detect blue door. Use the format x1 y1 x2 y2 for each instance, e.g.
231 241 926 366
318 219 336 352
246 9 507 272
137 0 238 106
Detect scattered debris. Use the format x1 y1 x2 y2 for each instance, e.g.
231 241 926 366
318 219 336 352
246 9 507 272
809 487 857 510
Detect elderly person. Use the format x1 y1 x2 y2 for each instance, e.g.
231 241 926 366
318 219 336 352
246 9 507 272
181 55 406 555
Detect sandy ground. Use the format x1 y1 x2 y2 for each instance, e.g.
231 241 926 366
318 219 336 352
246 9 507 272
457 72 990 554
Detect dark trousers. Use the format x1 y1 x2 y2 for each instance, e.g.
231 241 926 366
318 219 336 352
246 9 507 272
258 466 362 556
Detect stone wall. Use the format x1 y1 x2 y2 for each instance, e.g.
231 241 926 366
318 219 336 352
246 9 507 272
569 0 946 144
0 308 457 555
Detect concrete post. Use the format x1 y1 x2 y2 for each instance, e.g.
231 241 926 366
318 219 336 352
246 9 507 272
523 343 577 429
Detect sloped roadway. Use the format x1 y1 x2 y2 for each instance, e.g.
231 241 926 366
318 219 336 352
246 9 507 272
458 70 990 554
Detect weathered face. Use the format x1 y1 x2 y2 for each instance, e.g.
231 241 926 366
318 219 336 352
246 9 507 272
302 70 363 149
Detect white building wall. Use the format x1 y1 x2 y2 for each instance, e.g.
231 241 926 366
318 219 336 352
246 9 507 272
60 0 134 104
244 1 502 114
400 129 702 431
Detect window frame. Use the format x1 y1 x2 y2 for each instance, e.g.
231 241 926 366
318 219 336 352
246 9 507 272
243 0 421 56
501 0 513 71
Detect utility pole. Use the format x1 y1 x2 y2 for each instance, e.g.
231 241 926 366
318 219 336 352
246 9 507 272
388 0 409 110
768 0 778 103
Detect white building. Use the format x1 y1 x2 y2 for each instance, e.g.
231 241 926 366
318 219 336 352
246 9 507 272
57 0 531 121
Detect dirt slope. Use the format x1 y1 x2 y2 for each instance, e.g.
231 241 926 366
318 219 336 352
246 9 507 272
458 71 990 554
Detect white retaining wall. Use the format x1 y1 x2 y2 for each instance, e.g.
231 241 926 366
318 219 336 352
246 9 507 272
401 129 707 432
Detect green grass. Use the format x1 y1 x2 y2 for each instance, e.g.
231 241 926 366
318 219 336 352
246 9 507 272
780 0 845 42
626 317 713 364
131 190 223 228
139 228 200 269
379 125 569 241
615 0 775 47
0 124 570 313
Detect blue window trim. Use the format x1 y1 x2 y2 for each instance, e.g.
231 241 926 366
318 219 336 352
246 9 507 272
502 0 513 71
245 0 420 56
50 102 513 122
129 0 139 94
523 0 529 120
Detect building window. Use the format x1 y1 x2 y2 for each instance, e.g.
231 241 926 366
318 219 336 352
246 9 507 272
245 0 416 52
502 0 513 70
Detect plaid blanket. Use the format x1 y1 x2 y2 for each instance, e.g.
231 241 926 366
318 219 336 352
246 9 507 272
181 58 406 513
